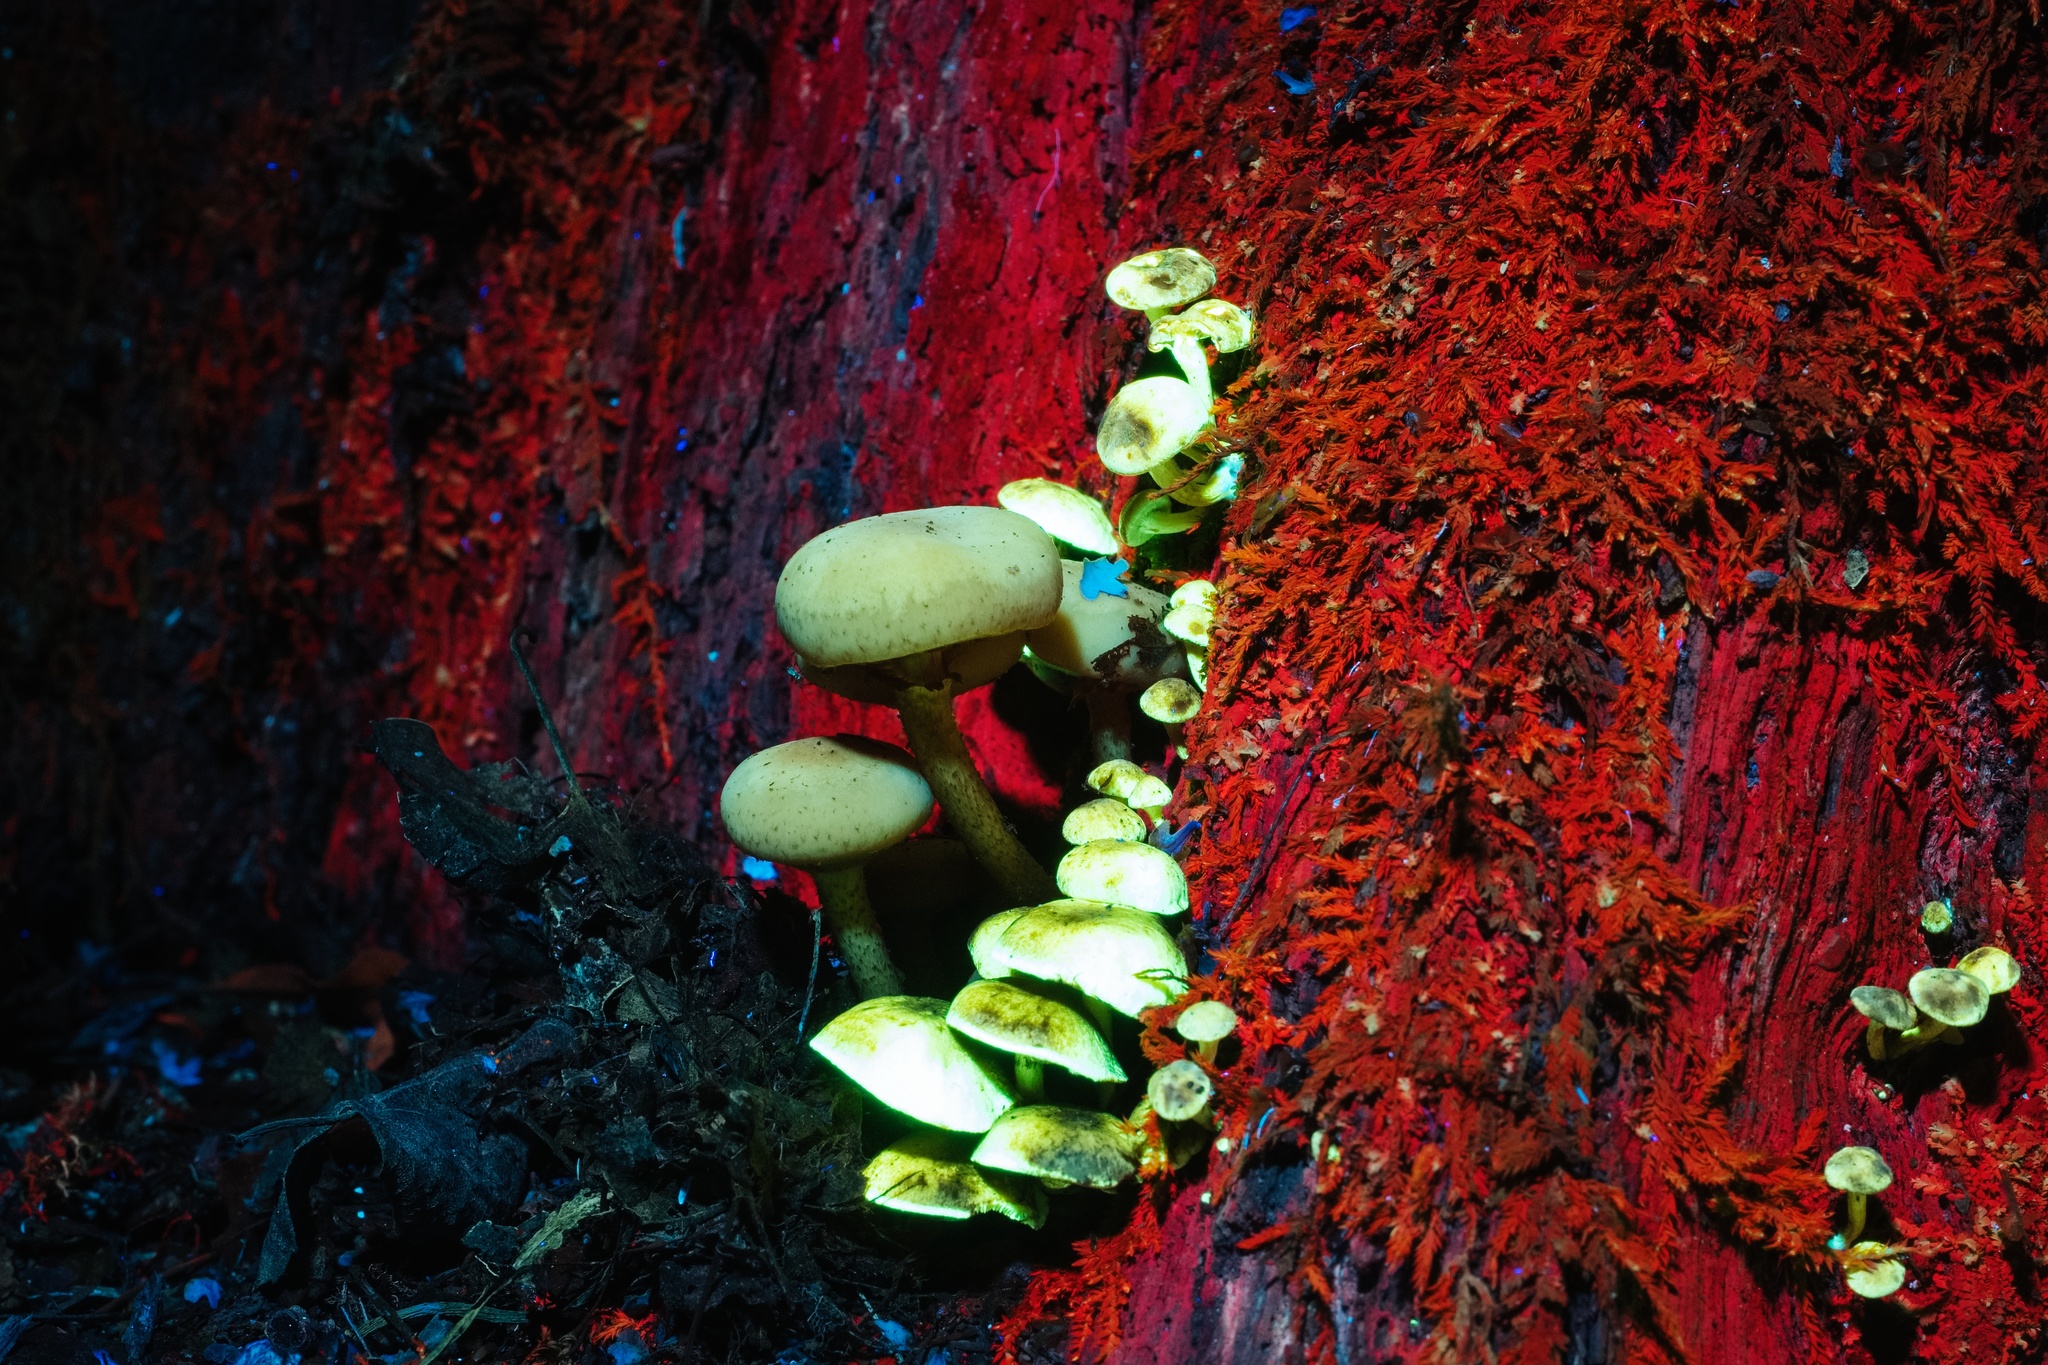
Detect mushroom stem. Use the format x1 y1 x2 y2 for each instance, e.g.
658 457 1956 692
1014 1055 1046 1103
1843 1191 1869 1244
810 866 903 999
1864 1021 1887 1061
895 683 1057 905
1197 1040 1221 1066
1084 997 1115 1038
1892 1021 1949 1055
1083 686 1133 765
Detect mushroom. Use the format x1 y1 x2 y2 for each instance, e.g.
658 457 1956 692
808 996 1015 1132
1958 945 2020 996
1824 1145 1894 1244
1921 899 1954 935
719 736 932 998
1024 560 1184 763
1849 985 1916 1061
1841 1243 1907 1299
1118 486 1208 547
1139 677 1201 757
1105 248 1217 320
1061 799 1149 845
1162 580 1218 650
861 1132 1047 1227
1086 759 1172 824
996 479 1119 558
968 899 1187 1021
1146 1059 1214 1125
776 506 1062 904
946 977 1125 1102
971 1105 1140 1189
1147 298 1254 355
1894 966 1990 1052
1174 1001 1238 1064
1096 334 1216 478
1055 839 1189 917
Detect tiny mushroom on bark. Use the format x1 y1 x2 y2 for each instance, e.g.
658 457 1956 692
1842 1243 1907 1299
996 479 1119 557
1849 985 1917 1061
861 1132 1048 1227
971 1105 1141 1189
1824 1145 1894 1245
1958 945 2020 996
1025 560 1184 763
1140 676 1201 757
1896 966 1990 1051
1061 798 1149 845
1105 248 1217 320
809 996 1015 1132
1055 839 1190 917
1147 1059 1214 1125
719 735 932 998
1921 899 1954 935
776 506 1062 904
1086 759 1172 824
969 899 1188 1021
946 977 1125 1102
1175 1000 1239 1064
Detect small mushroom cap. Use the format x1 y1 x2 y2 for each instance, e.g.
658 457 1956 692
861 1132 1047 1227
1174 1000 1239 1046
1086 759 1173 811
1024 561 1179 687
776 507 1063 671
1843 1243 1907 1299
1162 580 1217 647
970 899 1188 1017
967 908 1027 969
1061 799 1149 845
1140 677 1201 724
1958 946 2020 995
1921 899 1954 934
1105 248 1217 314
801 631 1025 705
946 978 1126 1083
719 736 933 872
1148 298 1255 354
1824 1146 1894 1195
1097 376 1213 475
971 1105 1140 1189
1849 985 1917 1033
1147 1060 1214 1122
1056 839 1190 917
809 996 1015 1132
1908 966 1990 1028
996 480 1119 557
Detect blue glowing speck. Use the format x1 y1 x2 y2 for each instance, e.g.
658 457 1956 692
1773 302 1791 322
1078 557 1131 601
548 835 573 856
1192 149 1203 159
489 510 502 524
1830 137 1848 178
183 1277 222 1309
480 1054 499 1074
1574 1086 1589 1105
896 348 908 362
707 649 719 661
1279 6 1316 29
1275 69 1314 95
912 294 924 309
741 856 777 881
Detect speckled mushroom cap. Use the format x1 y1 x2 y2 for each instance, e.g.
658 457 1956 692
1843 1244 1907 1299
1824 1146 1894 1196
946 979 1126 1083
1958 945 2020 995
969 899 1186 1018
1140 677 1202 724
809 996 1015 1132
1908 966 1990 1028
1148 298 1255 354
861 1132 1046 1227
1849 985 1917 1033
996 480 1119 558
1105 248 1217 314
719 736 933 872
1024 561 1179 686
775 506 1063 674
971 1105 1140 1189
1097 374 1213 476
1055 839 1190 917
1147 1060 1213 1122
1061 799 1149 845
1162 580 1218 647
1174 1000 1239 1046
1086 759 1173 812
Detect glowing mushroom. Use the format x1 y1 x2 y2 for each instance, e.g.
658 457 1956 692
1921 899 1954 935
1895 966 1990 1051
1140 676 1201 757
1061 799 1149 846
1055 839 1189 917
776 506 1062 903
1824 1146 1893 1245
809 996 1015 1132
1848 985 1916 1062
1174 1001 1238 1064
1024 560 1184 763
720 736 932 998
1105 248 1217 320
946 977 1125 1102
1147 298 1254 354
862 1132 1048 1227
1086 759 1172 824
1842 1242 1907 1299
1958 945 2020 996
969 899 1188 1020
971 1105 1140 1189
1146 1059 1214 1125
996 479 1119 558
1096 335 1216 477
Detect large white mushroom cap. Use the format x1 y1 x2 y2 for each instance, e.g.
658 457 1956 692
809 996 1016 1132
970 899 1187 1017
946 978 1126 1083
971 1105 1140 1189
1055 840 1189 917
719 736 932 871
1105 248 1217 315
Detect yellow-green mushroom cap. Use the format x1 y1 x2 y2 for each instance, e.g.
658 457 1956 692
967 909 1027 970
1147 298 1255 354
1024 561 1179 687
1055 840 1189 917
719 736 933 872
1086 759 1173 812
1097 374 1213 476
1139 677 1201 724
970 899 1186 1018
1849 985 1916 1033
946 979 1126 1084
1843 1243 1907 1299
1958 945 2020 995
775 506 1063 683
861 1132 1047 1227
1061 799 1149 845
1174 1000 1239 1048
1921 899 1954 934
1908 967 1990 1028
971 1105 1140 1189
996 479 1119 558
809 996 1015 1132
1824 1146 1894 1197
1105 248 1216 315
1162 580 1217 647
1146 1060 1213 1122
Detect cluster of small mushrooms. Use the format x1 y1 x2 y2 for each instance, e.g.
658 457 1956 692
719 249 1250 1224
1827 938 2023 1298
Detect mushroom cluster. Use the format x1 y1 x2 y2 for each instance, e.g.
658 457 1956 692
1823 1145 1908 1299
718 247 1250 1226
1850 945 2020 1059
